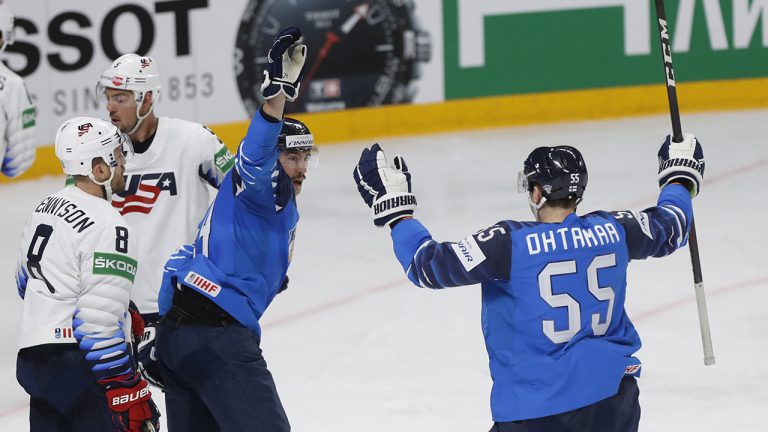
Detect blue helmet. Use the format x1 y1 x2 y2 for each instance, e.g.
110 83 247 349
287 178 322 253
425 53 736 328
518 146 588 201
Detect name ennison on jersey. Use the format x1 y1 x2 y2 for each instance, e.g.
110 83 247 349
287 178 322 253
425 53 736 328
35 196 95 233
526 223 620 255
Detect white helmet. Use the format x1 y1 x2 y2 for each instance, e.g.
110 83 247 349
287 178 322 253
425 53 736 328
98 53 161 134
0 3 16 53
55 117 132 200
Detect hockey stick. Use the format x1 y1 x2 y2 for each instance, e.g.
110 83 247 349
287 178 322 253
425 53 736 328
653 0 715 366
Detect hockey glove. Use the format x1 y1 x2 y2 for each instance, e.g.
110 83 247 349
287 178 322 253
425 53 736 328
658 133 705 197
127 303 164 388
136 316 164 389
99 372 160 432
260 26 307 101
278 275 289 294
353 143 417 227
128 302 144 340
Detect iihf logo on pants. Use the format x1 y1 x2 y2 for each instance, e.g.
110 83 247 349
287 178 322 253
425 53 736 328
112 172 177 215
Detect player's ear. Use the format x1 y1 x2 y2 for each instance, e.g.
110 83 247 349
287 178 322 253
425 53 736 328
530 184 543 205
91 157 109 181
141 91 154 110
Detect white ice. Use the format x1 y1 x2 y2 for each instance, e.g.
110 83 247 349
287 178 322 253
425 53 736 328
1 109 766 431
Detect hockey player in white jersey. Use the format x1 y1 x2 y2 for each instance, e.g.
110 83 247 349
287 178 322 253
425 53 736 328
96 53 234 387
15 117 159 431
0 2 37 178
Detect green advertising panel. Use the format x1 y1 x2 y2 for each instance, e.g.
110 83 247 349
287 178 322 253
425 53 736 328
444 0 768 99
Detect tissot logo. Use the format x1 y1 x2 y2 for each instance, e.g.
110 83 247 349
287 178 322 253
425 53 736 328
112 172 178 215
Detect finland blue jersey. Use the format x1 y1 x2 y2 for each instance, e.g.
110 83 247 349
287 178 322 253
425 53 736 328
391 184 693 421
157 109 298 336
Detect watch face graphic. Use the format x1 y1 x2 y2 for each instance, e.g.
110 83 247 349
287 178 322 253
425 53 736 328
234 0 431 115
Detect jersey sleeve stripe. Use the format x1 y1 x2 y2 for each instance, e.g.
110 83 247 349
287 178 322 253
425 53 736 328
658 206 683 247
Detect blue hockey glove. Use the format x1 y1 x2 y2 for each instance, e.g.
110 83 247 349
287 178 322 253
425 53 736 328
658 133 705 197
353 143 417 227
260 26 307 101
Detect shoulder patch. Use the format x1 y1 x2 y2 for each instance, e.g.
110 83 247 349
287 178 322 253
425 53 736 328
22 107 36 129
630 210 653 239
214 146 234 172
93 252 138 282
451 235 487 272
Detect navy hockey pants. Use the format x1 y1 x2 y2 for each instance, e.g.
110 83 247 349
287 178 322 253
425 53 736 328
16 344 115 432
489 376 640 432
157 320 290 432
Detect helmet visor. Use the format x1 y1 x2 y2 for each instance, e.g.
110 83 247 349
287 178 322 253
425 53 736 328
517 170 531 193
280 147 319 169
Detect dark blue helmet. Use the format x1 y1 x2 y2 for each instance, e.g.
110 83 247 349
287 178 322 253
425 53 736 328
278 117 314 152
518 146 588 201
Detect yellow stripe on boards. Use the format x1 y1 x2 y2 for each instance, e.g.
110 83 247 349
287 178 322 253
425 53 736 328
3 76 767 183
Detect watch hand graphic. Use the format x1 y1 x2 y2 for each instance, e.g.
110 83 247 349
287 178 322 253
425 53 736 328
341 3 369 34
302 4 368 98
303 30 340 90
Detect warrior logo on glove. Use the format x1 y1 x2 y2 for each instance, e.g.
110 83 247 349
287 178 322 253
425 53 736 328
657 133 705 197
354 143 417 227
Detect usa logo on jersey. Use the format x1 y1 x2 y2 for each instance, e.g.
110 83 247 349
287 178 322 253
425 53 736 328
112 172 178 215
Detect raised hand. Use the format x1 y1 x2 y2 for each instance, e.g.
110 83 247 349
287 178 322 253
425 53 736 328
261 26 307 102
658 133 705 197
353 143 417 227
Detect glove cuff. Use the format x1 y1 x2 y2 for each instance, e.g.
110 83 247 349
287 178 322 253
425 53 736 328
372 192 417 228
658 167 702 197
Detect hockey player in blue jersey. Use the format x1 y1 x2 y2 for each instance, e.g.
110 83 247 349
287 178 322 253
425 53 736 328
154 27 314 432
353 134 704 431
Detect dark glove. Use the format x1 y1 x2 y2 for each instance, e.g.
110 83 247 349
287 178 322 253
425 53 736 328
260 26 307 101
128 303 164 389
136 315 164 389
658 133 704 197
278 275 289 294
353 143 417 227
99 372 160 432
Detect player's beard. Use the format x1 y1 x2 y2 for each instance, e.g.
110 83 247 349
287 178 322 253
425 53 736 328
292 174 305 195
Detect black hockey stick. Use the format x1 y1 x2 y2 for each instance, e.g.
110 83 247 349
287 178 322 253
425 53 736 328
653 0 715 366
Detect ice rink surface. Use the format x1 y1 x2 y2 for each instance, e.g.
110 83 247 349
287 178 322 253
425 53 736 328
0 109 766 431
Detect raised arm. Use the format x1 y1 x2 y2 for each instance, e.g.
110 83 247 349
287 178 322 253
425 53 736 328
391 219 512 288
231 26 306 213
353 144 511 288
612 133 704 260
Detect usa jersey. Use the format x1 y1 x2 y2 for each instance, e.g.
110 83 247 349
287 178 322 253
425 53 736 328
0 61 36 178
15 186 138 380
111 117 233 314
390 184 693 421
158 109 298 336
